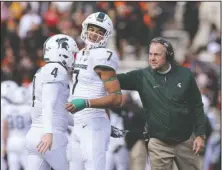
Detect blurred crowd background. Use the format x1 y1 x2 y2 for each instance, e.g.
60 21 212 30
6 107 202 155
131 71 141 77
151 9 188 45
1 1 221 170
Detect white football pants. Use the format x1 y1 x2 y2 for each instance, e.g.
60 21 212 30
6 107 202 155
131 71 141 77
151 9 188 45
7 151 27 170
6 136 27 170
1 157 7 170
106 146 129 170
70 117 111 170
25 127 69 170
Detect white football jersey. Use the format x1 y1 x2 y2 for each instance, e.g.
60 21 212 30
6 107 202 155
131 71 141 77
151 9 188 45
1 98 15 146
71 48 119 122
3 103 31 152
31 63 70 132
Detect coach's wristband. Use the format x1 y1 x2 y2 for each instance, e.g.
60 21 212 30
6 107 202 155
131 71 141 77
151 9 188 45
71 99 89 111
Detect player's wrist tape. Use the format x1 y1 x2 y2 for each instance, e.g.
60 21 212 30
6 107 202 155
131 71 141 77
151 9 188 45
87 99 91 108
71 99 90 111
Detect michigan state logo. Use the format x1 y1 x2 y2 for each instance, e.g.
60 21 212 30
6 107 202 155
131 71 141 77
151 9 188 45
96 12 106 22
56 38 69 50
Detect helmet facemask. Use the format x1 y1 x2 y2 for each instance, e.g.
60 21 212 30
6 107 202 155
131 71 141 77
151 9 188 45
65 52 77 73
81 12 113 49
60 50 77 73
83 24 108 49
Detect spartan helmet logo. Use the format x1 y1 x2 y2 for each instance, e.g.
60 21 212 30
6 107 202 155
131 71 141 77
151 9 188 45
56 37 69 50
96 12 106 22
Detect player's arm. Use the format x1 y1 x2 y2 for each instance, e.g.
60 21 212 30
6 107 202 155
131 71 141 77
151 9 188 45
89 67 122 108
65 69 122 113
65 49 122 113
2 119 8 156
41 83 62 134
37 82 61 153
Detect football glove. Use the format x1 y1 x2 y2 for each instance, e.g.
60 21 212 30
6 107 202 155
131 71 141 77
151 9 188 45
111 125 129 138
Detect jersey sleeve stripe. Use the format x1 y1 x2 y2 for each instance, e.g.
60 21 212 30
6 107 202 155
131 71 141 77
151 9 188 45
94 65 115 71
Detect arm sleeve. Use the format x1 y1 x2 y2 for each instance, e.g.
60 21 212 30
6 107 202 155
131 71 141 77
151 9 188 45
117 70 141 91
188 71 205 136
42 82 61 133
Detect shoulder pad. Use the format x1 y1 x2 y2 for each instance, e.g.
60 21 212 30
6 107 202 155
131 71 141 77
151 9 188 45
2 104 14 118
91 48 119 71
40 63 69 83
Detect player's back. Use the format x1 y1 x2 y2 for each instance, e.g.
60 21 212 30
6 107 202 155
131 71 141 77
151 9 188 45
31 63 70 133
71 48 118 122
3 103 31 152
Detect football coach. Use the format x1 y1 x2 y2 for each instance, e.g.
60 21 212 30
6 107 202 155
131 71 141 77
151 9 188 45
117 37 205 170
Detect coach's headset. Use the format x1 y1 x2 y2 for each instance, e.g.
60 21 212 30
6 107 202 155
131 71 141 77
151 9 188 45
148 37 175 63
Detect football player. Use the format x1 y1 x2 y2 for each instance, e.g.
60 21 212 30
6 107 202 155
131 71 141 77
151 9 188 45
1 81 19 170
2 86 31 170
65 12 122 170
25 34 78 170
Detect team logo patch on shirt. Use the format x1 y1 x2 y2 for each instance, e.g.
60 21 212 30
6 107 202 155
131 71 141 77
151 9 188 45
177 83 182 88
74 64 88 70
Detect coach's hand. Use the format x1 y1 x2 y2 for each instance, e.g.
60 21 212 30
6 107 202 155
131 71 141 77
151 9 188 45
193 136 205 155
37 133 53 154
65 99 89 114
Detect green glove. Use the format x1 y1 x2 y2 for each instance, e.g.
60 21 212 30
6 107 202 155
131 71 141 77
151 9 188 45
71 99 89 112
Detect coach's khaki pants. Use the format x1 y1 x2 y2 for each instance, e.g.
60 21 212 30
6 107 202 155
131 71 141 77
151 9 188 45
129 140 147 170
148 136 200 170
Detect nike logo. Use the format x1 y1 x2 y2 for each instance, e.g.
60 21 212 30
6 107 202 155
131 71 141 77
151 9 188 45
82 125 87 128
